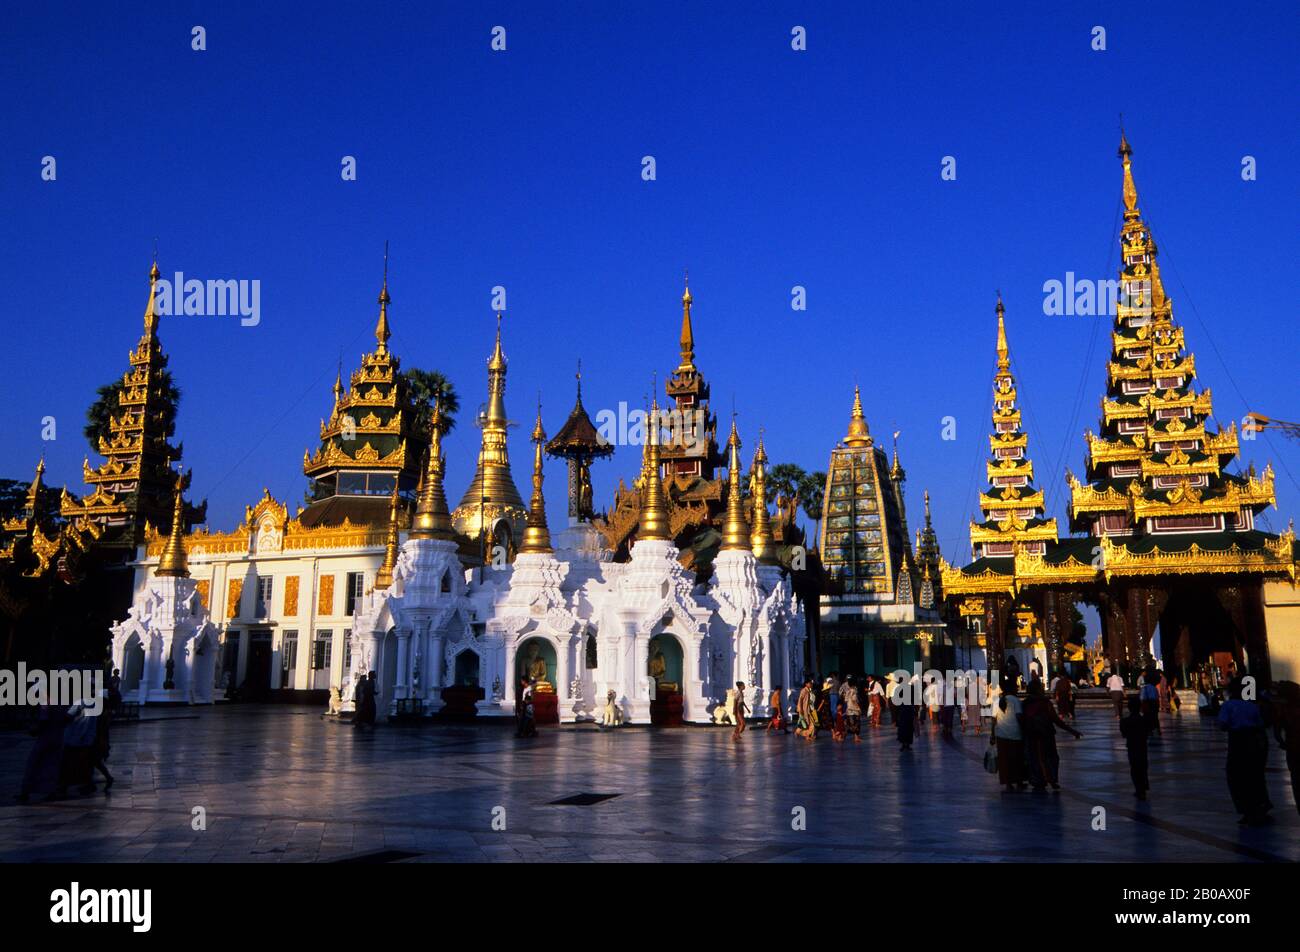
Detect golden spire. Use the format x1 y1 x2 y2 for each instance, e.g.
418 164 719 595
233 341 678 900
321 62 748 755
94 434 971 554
488 312 506 374
520 397 553 554
143 260 162 336
995 293 1010 371
453 314 527 536
1119 130 1139 215
374 242 391 355
890 430 905 481
410 401 454 540
155 469 189 578
374 482 401 589
719 419 751 551
678 272 696 372
639 397 671 540
750 431 776 562
24 457 46 514
843 386 872 447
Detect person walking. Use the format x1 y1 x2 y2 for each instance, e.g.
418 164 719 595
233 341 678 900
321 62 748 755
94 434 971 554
1140 667 1162 736
57 701 100 798
842 676 862 744
795 677 817 741
896 693 917 752
1021 679 1083 791
814 682 832 739
1052 671 1075 721
991 684 1027 791
868 675 884 728
1120 696 1152 800
1107 670 1126 717
1217 677 1272 825
16 702 68 803
962 674 983 735
356 670 380 729
1272 681 1300 817
517 680 538 738
731 681 749 742
768 686 787 733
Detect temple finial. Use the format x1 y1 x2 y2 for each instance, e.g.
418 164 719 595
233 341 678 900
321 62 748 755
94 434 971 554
374 243 391 353
520 395 552 553
719 419 751 551
155 468 190 578
750 429 776 562
143 258 162 335
1119 129 1139 214
678 272 696 372
995 293 1010 371
639 394 670 540
488 311 506 372
409 399 454 540
373 482 401 590
844 386 871 447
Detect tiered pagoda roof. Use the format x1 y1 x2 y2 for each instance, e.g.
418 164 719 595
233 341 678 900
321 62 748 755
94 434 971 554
970 297 1059 561
544 366 614 523
914 490 944 608
60 261 204 548
1066 134 1276 547
944 136 1295 598
0 458 101 579
595 279 731 572
301 261 429 528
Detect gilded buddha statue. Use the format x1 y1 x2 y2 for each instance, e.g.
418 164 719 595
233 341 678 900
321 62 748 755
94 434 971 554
523 641 553 692
647 642 678 694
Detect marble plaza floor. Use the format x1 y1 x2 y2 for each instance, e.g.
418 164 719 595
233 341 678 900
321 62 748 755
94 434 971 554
1 704 1297 863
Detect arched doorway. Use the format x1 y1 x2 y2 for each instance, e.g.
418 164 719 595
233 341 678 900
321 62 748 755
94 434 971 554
454 649 480 687
122 636 145 695
516 637 558 724
648 632 685 726
442 648 485 718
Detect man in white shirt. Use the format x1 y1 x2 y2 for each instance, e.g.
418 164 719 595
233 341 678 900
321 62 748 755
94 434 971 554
1107 671 1126 717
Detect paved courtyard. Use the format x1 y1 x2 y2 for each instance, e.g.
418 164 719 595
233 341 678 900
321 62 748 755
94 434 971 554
1 704 1297 863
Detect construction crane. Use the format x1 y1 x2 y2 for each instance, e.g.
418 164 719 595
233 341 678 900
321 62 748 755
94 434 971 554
1244 413 1300 441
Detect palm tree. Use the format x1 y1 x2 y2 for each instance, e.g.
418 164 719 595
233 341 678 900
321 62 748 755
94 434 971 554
766 463 805 507
798 470 826 548
402 369 459 434
83 370 181 454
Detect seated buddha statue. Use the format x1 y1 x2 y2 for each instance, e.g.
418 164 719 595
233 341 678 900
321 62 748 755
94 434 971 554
648 646 677 694
524 644 553 692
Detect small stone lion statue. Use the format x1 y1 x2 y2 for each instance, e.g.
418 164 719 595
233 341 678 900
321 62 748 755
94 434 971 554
714 689 736 725
601 690 623 727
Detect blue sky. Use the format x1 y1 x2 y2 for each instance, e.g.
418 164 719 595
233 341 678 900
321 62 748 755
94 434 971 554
2 2 1297 560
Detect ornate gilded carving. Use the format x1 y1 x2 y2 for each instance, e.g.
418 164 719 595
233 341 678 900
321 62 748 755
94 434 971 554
284 575 300 616
227 578 243 619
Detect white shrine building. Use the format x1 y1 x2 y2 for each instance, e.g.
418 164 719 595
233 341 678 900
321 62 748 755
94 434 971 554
347 397 806 725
